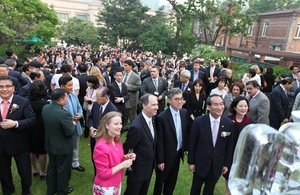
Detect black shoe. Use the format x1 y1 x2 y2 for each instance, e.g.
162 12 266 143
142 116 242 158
72 165 85 172
66 187 74 194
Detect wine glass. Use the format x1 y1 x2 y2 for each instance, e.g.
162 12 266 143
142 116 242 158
128 149 134 171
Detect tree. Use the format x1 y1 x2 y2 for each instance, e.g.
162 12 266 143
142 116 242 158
60 17 99 46
167 0 256 47
97 0 149 50
249 0 300 13
139 7 174 54
0 0 59 45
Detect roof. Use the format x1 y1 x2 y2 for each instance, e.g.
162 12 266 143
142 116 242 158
259 6 300 16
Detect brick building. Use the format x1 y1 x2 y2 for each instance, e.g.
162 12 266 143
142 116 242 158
195 7 300 53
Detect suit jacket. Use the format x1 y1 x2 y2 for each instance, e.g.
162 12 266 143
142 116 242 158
18 82 31 99
269 85 289 122
174 80 193 108
189 69 207 84
188 114 234 178
0 95 36 155
109 81 130 113
123 113 157 181
76 73 88 105
156 108 188 165
8 69 28 87
9 76 20 95
109 62 123 82
124 71 141 108
206 66 220 79
287 81 299 109
141 77 168 112
64 92 83 136
42 102 76 155
247 91 270 124
87 100 118 129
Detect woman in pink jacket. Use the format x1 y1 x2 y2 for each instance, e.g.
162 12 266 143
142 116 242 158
93 111 135 195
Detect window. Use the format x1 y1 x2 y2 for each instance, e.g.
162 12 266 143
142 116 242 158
77 14 89 21
195 20 202 35
247 23 254 36
295 21 300 38
262 21 269 37
57 13 69 21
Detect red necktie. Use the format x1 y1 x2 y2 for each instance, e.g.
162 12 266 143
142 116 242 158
2 100 9 121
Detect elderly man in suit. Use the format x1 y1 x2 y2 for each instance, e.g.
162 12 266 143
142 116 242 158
188 94 234 195
88 87 118 176
174 70 193 109
269 77 293 130
246 80 270 124
5 59 28 87
154 88 188 195
59 76 85 172
123 60 141 128
42 89 76 195
123 94 158 195
0 76 36 195
141 66 168 114
206 59 220 94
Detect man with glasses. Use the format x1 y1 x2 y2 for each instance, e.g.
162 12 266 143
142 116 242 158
0 76 36 195
154 88 188 195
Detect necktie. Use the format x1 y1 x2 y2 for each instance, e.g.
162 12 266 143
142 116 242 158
210 67 214 83
98 105 103 122
212 120 219 147
181 83 185 92
123 73 128 83
249 96 253 102
2 100 9 121
148 119 154 138
175 113 182 150
118 83 122 93
154 79 158 91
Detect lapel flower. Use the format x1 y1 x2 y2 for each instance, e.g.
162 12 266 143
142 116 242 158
10 103 19 114
187 87 191 92
221 131 231 137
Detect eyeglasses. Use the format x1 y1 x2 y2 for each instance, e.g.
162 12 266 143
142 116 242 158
0 85 14 89
173 97 183 102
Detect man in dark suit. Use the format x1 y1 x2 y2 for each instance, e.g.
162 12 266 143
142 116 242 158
269 78 293 130
188 94 234 195
42 88 76 195
87 87 118 176
174 70 193 109
286 65 299 80
109 69 130 123
76 64 88 136
109 53 127 82
154 88 188 195
0 76 36 195
141 66 168 114
123 94 158 195
189 61 206 84
140 60 152 81
5 59 28 87
206 59 220 93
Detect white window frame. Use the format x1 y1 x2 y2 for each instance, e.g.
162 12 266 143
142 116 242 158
57 13 69 21
262 21 269 37
76 14 89 21
247 23 254 36
295 21 300 38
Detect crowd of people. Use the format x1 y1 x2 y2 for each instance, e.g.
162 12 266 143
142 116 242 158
0 44 298 195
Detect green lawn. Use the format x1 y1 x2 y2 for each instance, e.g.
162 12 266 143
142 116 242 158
1 134 226 195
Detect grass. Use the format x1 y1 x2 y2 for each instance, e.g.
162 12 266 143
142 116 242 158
1 133 226 195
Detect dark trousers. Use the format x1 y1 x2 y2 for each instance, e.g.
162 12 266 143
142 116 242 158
269 119 281 130
47 153 72 195
153 152 181 195
0 151 31 195
190 167 219 195
90 137 96 176
124 177 152 195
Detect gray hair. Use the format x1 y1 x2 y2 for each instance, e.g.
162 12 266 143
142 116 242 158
5 59 17 67
180 70 191 78
167 88 182 99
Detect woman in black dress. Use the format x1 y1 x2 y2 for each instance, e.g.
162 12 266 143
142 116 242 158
29 80 49 180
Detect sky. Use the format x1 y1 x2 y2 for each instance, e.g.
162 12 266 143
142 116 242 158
140 0 186 10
